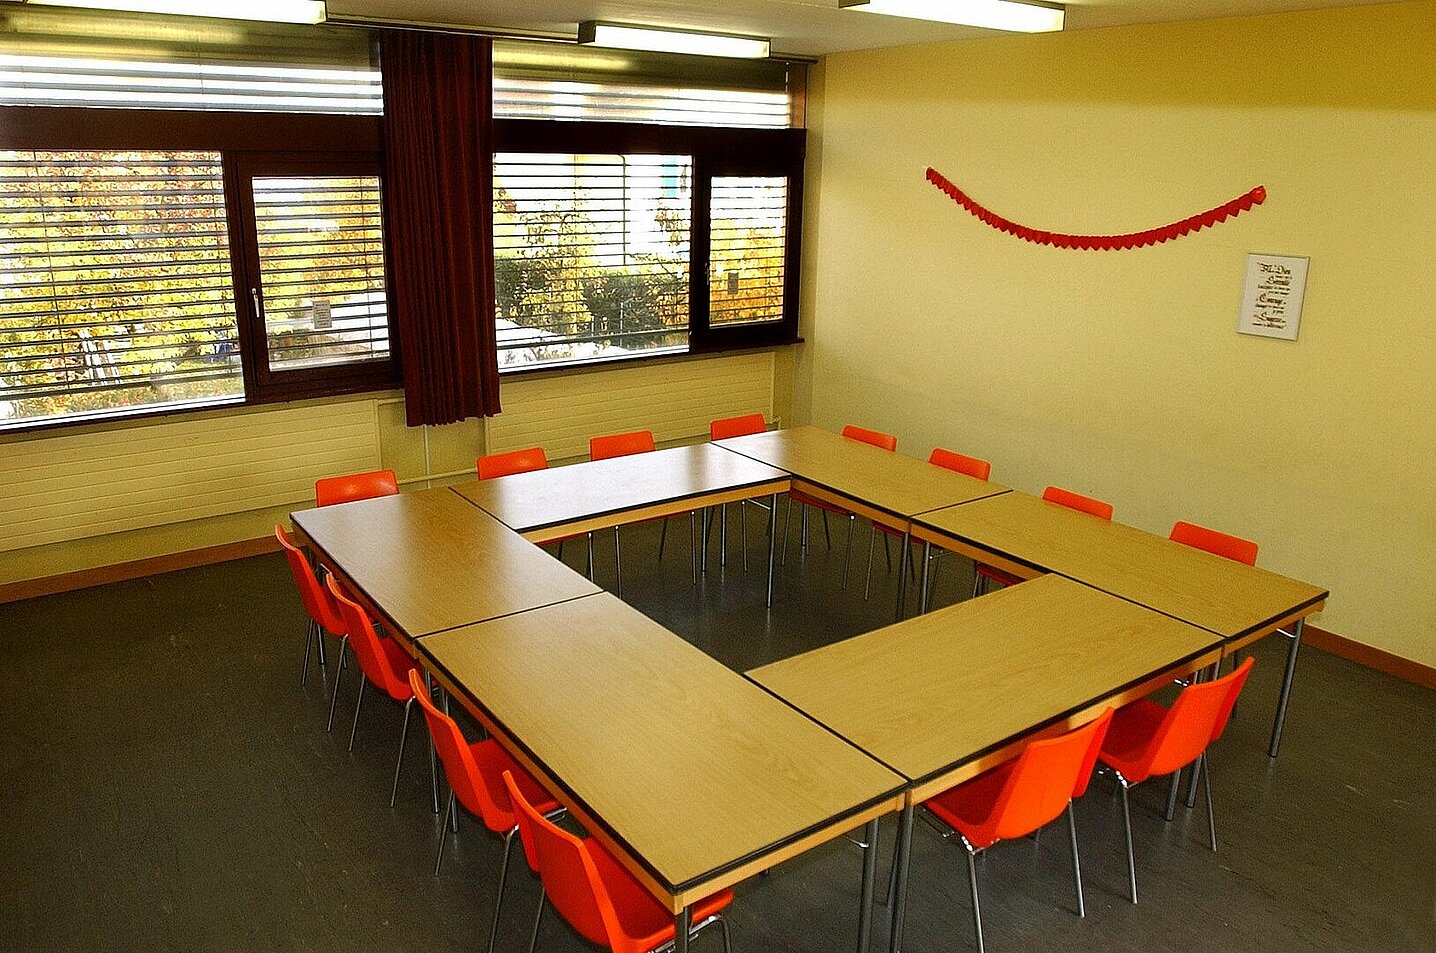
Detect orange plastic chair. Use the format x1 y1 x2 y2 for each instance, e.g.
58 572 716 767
1170 520 1258 566
1098 657 1255 903
589 430 698 593
275 524 345 689
408 670 563 953
920 710 1113 953
503 771 734 953
314 468 398 507
916 449 993 610
786 425 896 590
708 414 770 571
973 486 1113 598
478 446 549 480
326 575 419 806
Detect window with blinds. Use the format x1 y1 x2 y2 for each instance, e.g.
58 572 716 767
494 153 693 368
251 174 389 371
709 176 788 327
0 150 244 426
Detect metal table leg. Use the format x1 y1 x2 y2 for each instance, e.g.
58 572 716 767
675 906 692 953
893 530 912 622
858 818 879 953
766 492 779 608
888 803 914 953
1270 618 1305 758
919 542 932 615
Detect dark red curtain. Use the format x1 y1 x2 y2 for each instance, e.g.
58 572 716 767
379 30 501 425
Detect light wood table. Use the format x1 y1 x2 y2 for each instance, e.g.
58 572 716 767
453 443 791 605
715 426 1009 618
291 487 601 648
747 574 1223 953
911 490 1328 757
419 593 906 953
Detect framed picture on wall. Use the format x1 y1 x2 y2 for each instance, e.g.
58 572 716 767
1238 253 1309 341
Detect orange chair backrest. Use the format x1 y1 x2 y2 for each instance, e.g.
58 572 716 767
1042 485 1113 520
478 446 549 480
504 770 621 950
842 424 897 452
1170 520 1258 566
315 468 398 507
928 447 991 481
275 525 343 635
1143 657 1255 777
326 575 413 702
407 669 515 834
589 430 656 461
990 709 1113 842
710 413 767 440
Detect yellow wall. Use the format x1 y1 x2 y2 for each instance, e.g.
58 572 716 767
801 2 1436 665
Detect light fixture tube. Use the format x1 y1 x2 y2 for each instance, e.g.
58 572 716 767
26 0 328 25
577 21 770 59
839 0 1064 33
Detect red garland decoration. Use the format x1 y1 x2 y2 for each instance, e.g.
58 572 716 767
925 167 1266 250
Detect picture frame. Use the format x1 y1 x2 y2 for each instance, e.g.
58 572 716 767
1238 253 1309 341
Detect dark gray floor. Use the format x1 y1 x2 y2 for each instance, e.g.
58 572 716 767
2 508 1433 952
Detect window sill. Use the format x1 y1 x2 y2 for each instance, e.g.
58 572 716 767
496 337 803 381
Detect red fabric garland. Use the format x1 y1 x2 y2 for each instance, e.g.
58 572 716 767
925 167 1266 250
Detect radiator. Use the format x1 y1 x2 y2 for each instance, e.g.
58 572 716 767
0 400 381 552
486 351 776 461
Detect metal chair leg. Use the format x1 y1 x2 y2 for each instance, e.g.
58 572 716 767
972 570 984 600
800 504 810 553
391 696 414 806
883 533 892 572
840 513 855 589
325 637 348 732
658 517 668 560
1202 753 1218 852
965 845 985 953
863 523 878 600
486 826 519 953
348 677 366 751
782 496 794 565
717 914 733 953
821 509 832 549
1067 800 1085 918
300 618 318 686
1164 767 1183 821
1119 779 1138 903
435 790 455 875
527 890 546 953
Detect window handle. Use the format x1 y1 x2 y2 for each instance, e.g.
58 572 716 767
250 287 263 319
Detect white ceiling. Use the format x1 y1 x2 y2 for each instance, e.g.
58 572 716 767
326 0 1398 56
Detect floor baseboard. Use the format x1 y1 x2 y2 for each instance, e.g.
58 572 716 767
1305 625 1436 691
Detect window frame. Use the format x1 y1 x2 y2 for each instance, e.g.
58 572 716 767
492 118 805 369
0 106 398 432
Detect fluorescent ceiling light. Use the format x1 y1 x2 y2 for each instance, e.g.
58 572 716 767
578 21 770 59
840 0 1064 33
25 0 328 25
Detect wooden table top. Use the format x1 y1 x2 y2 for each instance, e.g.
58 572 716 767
748 574 1223 800
452 443 790 537
291 488 601 640
418 593 905 908
715 426 1008 520
913 491 1328 641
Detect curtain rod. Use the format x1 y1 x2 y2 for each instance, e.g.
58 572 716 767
323 12 819 64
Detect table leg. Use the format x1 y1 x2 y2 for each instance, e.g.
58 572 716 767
918 541 932 614
720 504 728 568
1269 617 1305 758
423 670 440 814
893 529 911 622
766 493 779 608
888 803 914 953
858 818 879 953
675 905 692 953
1185 661 1217 808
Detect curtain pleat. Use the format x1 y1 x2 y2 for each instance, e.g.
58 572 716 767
379 30 500 425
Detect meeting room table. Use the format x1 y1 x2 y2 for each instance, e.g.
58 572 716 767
417 592 906 953
747 573 1225 953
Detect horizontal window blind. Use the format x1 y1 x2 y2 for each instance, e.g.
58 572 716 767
493 40 791 128
494 152 692 369
0 150 243 427
251 175 389 371
709 176 788 327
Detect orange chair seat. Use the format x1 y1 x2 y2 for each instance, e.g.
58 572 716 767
789 488 848 515
470 739 561 830
1094 699 1168 782
923 759 1017 850
587 837 734 949
976 564 1021 587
